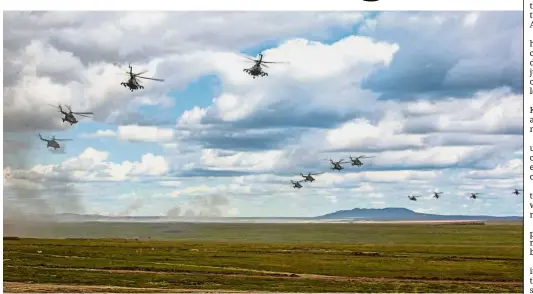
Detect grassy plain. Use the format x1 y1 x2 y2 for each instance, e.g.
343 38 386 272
3 221 523 293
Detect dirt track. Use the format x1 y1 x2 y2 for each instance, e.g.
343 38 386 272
5 265 522 286
3 282 250 293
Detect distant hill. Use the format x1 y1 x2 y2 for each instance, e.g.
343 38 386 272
317 207 522 220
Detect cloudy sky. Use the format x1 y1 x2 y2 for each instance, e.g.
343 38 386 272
3 11 523 218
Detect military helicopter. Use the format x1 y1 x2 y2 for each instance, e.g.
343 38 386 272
300 172 324 182
116 64 164 91
326 159 347 171
49 104 94 125
433 192 443 199
348 155 375 167
468 193 481 199
38 134 71 150
291 180 304 189
408 195 420 201
242 53 287 79
512 189 522 195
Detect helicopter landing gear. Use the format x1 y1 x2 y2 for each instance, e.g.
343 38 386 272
139 85 144 89
120 82 127 87
261 72 268 77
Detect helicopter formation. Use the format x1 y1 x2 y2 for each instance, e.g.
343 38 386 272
290 155 374 188
237 55 524 202
31 53 522 203
35 54 285 150
288 154 522 201
36 55 283 150
37 63 166 150
406 192 484 201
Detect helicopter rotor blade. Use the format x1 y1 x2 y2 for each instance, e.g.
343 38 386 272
137 76 164 82
72 112 94 115
261 61 289 64
48 104 62 112
55 139 72 141
133 70 149 76
242 56 258 62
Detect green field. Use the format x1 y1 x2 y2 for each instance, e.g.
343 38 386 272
3 221 523 293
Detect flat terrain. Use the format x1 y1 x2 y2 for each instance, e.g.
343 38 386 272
3 221 523 293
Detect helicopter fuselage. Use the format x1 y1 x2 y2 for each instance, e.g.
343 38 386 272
351 160 363 167
46 140 60 149
63 113 77 125
331 162 343 171
121 77 144 91
244 64 268 78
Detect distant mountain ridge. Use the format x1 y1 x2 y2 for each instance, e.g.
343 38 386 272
317 207 522 220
